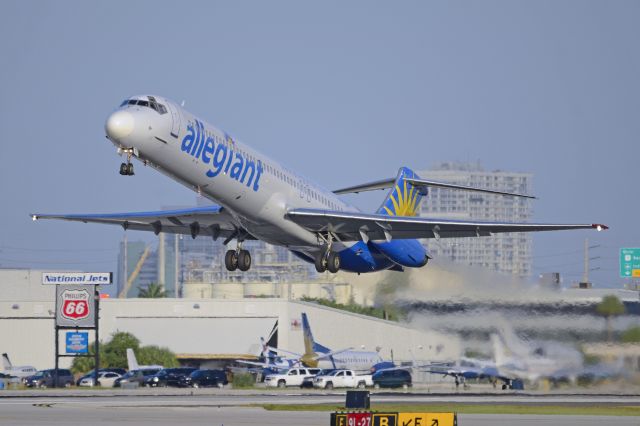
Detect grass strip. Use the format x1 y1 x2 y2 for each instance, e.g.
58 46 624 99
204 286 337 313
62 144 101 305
259 403 640 417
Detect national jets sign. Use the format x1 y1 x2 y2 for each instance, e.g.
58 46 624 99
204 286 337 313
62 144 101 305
42 272 112 285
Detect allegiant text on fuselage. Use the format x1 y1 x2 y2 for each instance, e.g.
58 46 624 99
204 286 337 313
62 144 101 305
181 120 263 192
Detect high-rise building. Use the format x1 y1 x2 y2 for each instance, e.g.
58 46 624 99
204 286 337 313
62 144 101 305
418 162 533 276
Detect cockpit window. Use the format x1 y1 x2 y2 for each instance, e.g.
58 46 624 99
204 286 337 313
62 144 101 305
121 97 167 115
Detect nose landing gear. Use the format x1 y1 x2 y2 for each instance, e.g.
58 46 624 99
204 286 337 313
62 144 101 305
119 149 135 176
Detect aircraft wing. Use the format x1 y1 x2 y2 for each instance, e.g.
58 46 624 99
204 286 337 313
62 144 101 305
31 205 250 241
285 209 607 241
235 360 294 371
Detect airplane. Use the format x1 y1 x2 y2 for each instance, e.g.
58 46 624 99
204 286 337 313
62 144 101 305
234 321 302 374
126 348 163 372
422 320 582 390
277 313 393 373
32 94 608 274
1 353 37 379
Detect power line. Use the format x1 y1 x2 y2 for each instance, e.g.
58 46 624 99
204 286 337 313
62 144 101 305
0 258 115 265
0 245 117 253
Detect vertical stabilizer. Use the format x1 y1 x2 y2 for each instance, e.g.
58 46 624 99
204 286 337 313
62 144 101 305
126 348 139 371
377 167 426 217
496 320 532 359
2 353 11 370
491 334 508 367
301 313 317 356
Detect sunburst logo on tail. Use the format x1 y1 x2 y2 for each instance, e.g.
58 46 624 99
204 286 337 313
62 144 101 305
383 180 420 216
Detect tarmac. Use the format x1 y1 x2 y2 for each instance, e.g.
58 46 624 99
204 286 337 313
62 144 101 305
0 389 638 426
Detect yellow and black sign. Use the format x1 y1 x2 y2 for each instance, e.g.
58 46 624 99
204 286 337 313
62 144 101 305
397 412 457 426
372 412 398 426
331 413 347 426
331 412 456 426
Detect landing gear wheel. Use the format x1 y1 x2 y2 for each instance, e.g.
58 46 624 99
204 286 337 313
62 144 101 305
238 250 251 271
225 250 238 271
119 163 128 175
327 252 340 273
126 162 134 175
314 254 327 273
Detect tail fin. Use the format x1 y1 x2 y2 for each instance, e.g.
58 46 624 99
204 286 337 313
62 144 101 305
126 348 139 371
491 334 508 367
2 353 11 370
377 167 426 217
301 313 330 355
496 320 532 359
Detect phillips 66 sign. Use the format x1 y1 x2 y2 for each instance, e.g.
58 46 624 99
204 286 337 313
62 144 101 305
56 285 95 327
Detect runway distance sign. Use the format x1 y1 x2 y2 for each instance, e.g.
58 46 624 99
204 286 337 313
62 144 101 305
55 285 96 327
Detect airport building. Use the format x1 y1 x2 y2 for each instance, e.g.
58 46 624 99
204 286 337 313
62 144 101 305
419 162 533 277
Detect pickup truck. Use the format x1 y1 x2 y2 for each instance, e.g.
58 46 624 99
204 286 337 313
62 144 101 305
313 369 373 389
264 368 321 388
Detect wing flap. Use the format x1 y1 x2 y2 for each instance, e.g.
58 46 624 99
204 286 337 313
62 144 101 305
286 208 607 241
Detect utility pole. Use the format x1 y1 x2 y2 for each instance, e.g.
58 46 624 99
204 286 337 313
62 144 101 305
583 238 589 284
581 238 601 288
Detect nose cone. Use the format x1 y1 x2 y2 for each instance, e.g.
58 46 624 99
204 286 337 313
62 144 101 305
105 111 134 140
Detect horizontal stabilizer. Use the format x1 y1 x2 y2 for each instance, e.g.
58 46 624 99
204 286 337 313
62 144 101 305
334 176 536 199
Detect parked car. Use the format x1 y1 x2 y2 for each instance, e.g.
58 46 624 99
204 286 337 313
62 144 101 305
264 367 321 388
301 369 335 389
313 369 373 389
145 368 196 387
372 369 412 389
76 368 127 386
113 368 161 387
79 371 122 387
25 369 74 388
178 369 228 388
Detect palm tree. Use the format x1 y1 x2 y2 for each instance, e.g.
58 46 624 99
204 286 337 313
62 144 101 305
596 295 625 342
137 282 167 298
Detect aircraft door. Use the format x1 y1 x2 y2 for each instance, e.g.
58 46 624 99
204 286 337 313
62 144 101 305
166 102 181 138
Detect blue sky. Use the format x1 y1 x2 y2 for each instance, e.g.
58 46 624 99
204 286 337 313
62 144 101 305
0 1 638 287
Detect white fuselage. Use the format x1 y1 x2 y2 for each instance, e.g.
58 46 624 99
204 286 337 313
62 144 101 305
108 95 357 253
316 351 384 373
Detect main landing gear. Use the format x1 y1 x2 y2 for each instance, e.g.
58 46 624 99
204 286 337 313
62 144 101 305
315 251 340 274
119 150 134 176
225 247 252 272
314 233 340 274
